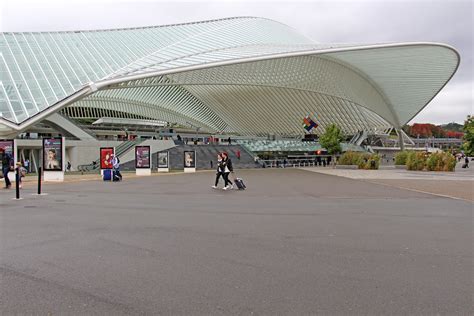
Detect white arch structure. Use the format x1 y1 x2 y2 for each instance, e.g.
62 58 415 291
0 17 460 137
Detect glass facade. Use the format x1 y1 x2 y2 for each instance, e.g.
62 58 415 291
0 17 459 136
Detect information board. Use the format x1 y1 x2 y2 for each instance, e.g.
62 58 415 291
43 138 63 171
135 146 151 169
158 151 169 168
100 147 114 169
184 151 196 168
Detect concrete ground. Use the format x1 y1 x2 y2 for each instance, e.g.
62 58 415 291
301 164 473 201
1 169 472 315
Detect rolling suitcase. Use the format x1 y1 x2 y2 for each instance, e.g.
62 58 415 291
103 169 112 181
234 178 246 190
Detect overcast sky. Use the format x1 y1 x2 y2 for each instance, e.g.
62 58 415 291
1 0 472 124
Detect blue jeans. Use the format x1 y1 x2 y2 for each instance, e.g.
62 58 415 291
3 166 11 187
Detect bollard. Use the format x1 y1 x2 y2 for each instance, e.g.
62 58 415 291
15 167 20 199
37 167 42 195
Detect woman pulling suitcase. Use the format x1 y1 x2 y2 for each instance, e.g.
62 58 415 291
211 152 246 190
221 152 234 190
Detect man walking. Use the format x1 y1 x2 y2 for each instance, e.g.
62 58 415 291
1 148 13 189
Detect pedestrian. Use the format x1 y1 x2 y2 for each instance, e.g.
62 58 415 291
228 137 232 145
221 152 234 190
210 160 213 169
112 154 122 181
67 161 72 171
1 148 13 189
16 162 27 188
236 150 241 160
212 153 224 189
24 158 30 173
464 156 469 168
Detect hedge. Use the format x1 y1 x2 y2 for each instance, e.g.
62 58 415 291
338 151 380 170
426 152 456 171
406 151 456 171
394 151 411 165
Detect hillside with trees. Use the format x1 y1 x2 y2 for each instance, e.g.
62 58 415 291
403 123 464 139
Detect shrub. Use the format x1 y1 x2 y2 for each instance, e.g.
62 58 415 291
426 152 456 171
394 151 411 165
338 151 380 169
358 153 380 170
338 151 362 165
406 152 428 171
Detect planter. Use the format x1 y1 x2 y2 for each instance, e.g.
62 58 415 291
335 164 358 170
395 165 406 169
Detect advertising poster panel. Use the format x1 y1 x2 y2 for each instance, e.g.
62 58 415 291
158 151 169 168
135 146 151 169
0 139 14 169
100 147 114 169
43 138 63 171
184 151 196 168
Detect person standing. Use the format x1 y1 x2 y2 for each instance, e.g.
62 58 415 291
221 152 234 190
212 153 223 189
236 150 241 160
1 149 13 189
464 156 469 168
24 158 30 173
16 162 26 189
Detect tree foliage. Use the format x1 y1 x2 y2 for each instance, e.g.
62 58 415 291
319 123 343 156
462 115 474 155
404 123 464 139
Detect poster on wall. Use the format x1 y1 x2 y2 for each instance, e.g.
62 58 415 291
184 151 195 168
43 138 63 171
100 147 114 169
158 151 169 168
135 146 151 169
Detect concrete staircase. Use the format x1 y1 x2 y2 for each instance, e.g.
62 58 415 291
121 144 260 171
120 139 176 171
168 144 259 170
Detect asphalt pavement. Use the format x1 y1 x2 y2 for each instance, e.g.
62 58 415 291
1 169 472 315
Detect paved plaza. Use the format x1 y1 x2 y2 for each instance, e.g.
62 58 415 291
1 169 472 315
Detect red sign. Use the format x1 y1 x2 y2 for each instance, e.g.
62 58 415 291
100 147 114 169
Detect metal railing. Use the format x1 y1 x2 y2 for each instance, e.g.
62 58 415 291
259 156 336 168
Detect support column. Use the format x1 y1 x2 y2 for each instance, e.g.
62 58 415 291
397 129 405 151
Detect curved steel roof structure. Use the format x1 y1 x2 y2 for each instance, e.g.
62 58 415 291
0 16 460 137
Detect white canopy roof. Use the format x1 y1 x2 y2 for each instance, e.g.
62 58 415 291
0 17 459 136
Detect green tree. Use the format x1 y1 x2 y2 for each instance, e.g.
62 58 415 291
462 115 474 155
319 123 343 167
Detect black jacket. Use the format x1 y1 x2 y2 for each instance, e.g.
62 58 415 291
221 157 233 173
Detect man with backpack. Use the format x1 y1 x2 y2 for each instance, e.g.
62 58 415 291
112 154 122 181
1 148 13 189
